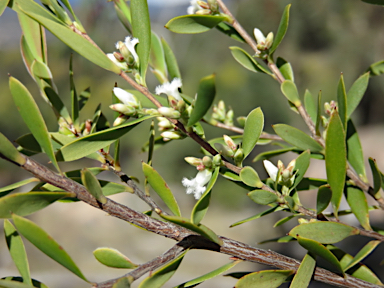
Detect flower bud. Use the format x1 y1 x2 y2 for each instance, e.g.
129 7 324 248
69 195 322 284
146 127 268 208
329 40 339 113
195 9 212 15
225 109 234 126
197 1 210 9
223 135 237 151
265 32 274 49
202 156 213 168
109 103 136 115
158 107 181 119
157 117 173 130
161 131 184 140
215 143 234 157
113 115 129 126
207 0 219 12
212 154 222 166
234 148 244 165
254 28 266 45
236 116 246 127
185 157 202 166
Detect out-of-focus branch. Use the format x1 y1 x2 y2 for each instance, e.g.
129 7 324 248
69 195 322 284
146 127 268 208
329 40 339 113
0 152 381 288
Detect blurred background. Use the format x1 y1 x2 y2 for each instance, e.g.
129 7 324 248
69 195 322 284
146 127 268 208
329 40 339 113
1 0 384 287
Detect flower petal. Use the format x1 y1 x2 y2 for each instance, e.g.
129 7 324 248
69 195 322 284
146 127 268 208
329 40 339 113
263 160 278 181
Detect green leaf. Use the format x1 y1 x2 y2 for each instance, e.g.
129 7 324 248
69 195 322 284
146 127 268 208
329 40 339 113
269 4 291 54
316 185 332 215
345 187 371 230
138 251 187 288
304 90 316 124
242 108 264 159
0 178 39 197
150 32 167 82
273 124 323 152
160 214 222 245
367 59 384 75
361 0 384 5
0 132 26 165
296 178 327 191
230 205 281 227
280 80 301 106
240 166 263 188
0 279 39 288
93 247 138 269
259 235 296 244
297 236 344 274
57 115 154 161
187 74 216 127
20 35 35 77
142 163 181 216
9 77 59 171
12 214 88 281
289 222 359 244
112 277 132 288
79 87 91 111
161 37 181 80
248 190 278 205
131 0 151 82
344 240 380 271
369 157 382 199
191 167 219 225
175 260 241 288
253 147 296 162
81 168 107 204
13 0 120 74
69 54 79 129
235 270 293 288
289 253 316 288
337 74 347 129
327 245 383 285
0 192 73 218
229 46 270 74
165 15 226 34
346 120 367 179
315 91 322 135
216 22 245 42
276 57 294 82
290 150 311 191
347 72 369 119
4 220 32 285
325 111 346 215
0 0 9 17
274 215 299 227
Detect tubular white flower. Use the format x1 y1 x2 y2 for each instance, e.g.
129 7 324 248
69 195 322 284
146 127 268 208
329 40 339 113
155 78 183 100
263 160 278 181
182 169 212 200
113 87 140 108
253 28 266 45
124 36 140 64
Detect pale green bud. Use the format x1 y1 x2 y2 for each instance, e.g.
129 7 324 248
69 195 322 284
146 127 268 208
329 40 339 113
265 32 274 49
202 156 213 168
113 115 128 126
197 1 210 9
109 103 136 115
161 131 184 140
158 107 181 119
185 157 202 166
195 9 211 15
212 154 222 166
215 143 234 157
207 0 219 12
236 116 246 127
223 135 237 151
234 148 244 165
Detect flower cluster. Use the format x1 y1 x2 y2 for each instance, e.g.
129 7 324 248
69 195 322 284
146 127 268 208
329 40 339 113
107 36 140 71
253 28 274 59
263 159 296 195
214 134 244 166
211 100 234 126
187 0 219 15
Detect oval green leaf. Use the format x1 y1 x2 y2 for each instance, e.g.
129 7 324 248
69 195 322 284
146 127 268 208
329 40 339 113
235 270 293 288
0 132 25 165
131 0 151 81
281 80 301 106
289 222 359 244
369 157 382 198
165 15 226 34
216 22 245 42
57 115 154 161
142 162 181 217
0 178 39 197
150 32 167 82
230 205 281 227
346 120 367 179
9 77 59 171
316 185 332 215
297 236 344 274
240 166 263 188
4 220 32 285
160 214 222 245
367 59 384 76
229 46 269 74
325 111 346 215
289 253 316 288
81 168 107 204
253 147 296 162
138 251 187 288
242 107 264 159
0 192 73 218
290 150 311 191
93 247 138 269
269 4 291 54
337 74 347 129
248 190 278 205
276 57 294 82
347 72 369 119
304 90 316 123
345 187 371 230
161 37 181 80
191 167 219 225
344 240 380 272
175 260 241 288
187 74 216 127
12 214 88 281
273 124 323 152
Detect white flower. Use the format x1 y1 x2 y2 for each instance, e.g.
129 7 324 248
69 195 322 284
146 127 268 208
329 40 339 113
187 0 203 14
182 169 212 200
107 53 128 70
113 87 140 108
254 28 266 45
155 78 183 100
263 160 278 181
118 36 139 64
